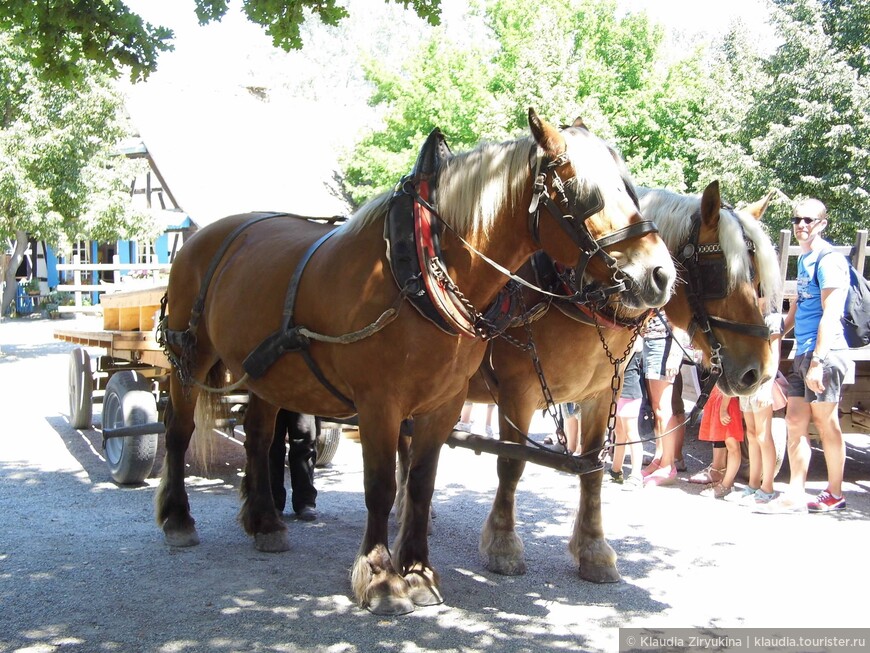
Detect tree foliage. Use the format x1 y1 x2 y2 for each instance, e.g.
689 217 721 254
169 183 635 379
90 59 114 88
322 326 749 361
0 0 444 85
0 35 153 315
344 0 869 247
343 0 709 203
739 0 870 242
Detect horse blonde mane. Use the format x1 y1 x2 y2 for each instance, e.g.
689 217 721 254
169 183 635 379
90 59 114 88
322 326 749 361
341 128 622 240
638 187 782 312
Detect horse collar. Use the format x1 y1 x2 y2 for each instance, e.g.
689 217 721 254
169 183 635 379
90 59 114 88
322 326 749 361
385 131 518 339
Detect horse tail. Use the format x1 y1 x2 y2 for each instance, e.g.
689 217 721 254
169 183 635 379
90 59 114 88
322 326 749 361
189 363 229 473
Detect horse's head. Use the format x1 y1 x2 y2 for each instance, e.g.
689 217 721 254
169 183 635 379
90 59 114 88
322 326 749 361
642 181 781 396
526 109 675 309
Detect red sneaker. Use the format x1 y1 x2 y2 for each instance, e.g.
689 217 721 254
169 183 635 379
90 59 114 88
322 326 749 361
807 490 846 513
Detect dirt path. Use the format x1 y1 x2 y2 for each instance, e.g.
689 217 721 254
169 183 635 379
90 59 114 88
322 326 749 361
1 316 869 653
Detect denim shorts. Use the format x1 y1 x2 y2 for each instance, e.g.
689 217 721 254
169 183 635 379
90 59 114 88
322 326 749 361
642 337 677 382
788 351 849 403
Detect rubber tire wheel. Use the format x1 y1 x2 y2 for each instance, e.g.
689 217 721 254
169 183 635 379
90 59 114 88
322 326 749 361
738 415 786 481
68 348 93 429
315 425 341 467
103 371 159 484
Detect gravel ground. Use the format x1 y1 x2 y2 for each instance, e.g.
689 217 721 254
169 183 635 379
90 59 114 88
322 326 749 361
2 315 870 653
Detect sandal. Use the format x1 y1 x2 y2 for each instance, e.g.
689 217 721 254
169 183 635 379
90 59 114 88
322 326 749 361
701 482 732 499
688 465 724 485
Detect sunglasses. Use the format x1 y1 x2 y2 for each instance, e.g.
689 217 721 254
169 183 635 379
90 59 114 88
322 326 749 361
791 216 820 225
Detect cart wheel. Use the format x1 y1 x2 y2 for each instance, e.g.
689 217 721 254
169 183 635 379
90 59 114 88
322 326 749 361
68 348 93 429
315 424 341 467
103 371 159 484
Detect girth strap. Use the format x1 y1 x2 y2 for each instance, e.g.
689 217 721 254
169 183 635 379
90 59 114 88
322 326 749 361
242 228 354 409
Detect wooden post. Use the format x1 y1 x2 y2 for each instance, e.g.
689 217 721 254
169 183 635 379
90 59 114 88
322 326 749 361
73 254 82 311
852 230 867 272
113 254 121 284
778 228 791 284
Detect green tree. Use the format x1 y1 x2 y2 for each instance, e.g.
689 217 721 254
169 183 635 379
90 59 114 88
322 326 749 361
741 0 870 243
0 0 444 85
0 36 152 315
344 0 708 203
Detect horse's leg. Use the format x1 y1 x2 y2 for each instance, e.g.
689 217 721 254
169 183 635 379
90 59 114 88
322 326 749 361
568 397 620 583
240 396 288 552
350 407 413 615
395 434 410 522
479 399 533 575
155 375 202 547
393 403 461 607
396 432 435 535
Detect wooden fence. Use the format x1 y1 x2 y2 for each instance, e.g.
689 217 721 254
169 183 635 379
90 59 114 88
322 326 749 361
55 255 170 314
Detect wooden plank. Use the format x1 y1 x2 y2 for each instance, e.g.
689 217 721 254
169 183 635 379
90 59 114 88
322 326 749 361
100 285 166 332
100 285 167 310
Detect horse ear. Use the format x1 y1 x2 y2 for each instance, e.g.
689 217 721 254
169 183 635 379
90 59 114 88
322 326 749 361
700 180 722 229
528 108 566 155
571 117 587 129
742 190 775 221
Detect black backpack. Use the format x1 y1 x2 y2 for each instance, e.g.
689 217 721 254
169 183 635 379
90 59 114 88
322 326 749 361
813 250 870 348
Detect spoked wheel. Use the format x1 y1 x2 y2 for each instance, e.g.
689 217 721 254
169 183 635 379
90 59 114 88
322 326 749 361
68 348 93 429
315 424 341 467
103 371 159 485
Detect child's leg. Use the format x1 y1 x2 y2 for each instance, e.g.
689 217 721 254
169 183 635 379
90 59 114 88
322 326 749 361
743 411 762 491
753 406 776 494
722 437 742 489
710 444 727 481
612 416 628 473
565 414 580 453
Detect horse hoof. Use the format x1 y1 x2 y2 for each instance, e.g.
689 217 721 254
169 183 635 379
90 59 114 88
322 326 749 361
579 564 621 583
366 596 415 616
163 528 200 547
403 566 443 607
408 584 443 607
484 556 527 576
254 530 290 552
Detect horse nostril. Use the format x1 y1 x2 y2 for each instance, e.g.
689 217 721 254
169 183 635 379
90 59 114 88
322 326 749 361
652 266 670 292
741 367 760 389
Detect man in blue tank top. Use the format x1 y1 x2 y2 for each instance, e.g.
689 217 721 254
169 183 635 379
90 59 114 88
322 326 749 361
760 198 850 513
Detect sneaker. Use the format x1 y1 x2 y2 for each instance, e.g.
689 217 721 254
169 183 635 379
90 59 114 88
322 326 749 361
485 425 495 438
807 490 846 513
701 483 732 499
454 421 473 433
753 489 777 505
624 475 643 490
608 469 624 484
753 494 807 514
725 486 757 504
296 505 318 521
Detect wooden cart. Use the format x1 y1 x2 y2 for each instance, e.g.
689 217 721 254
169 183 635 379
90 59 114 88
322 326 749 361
54 285 341 484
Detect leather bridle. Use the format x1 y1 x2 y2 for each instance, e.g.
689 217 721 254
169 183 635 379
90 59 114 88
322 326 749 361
527 138 659 304
678 206 772 412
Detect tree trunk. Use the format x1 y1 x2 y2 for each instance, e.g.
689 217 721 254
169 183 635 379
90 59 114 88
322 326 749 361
1 230 28 316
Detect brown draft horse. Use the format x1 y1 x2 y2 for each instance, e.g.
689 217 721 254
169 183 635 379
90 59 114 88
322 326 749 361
465 181 781 582
154 110 677 615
